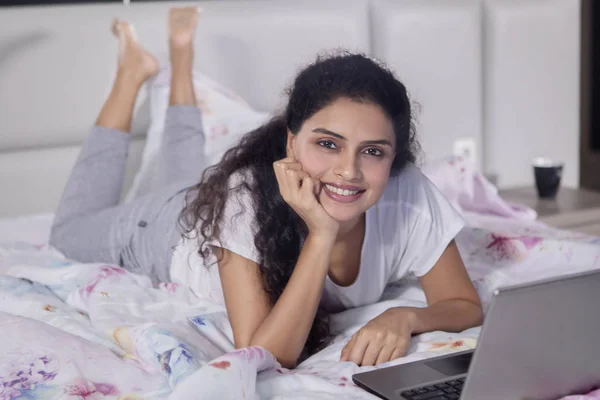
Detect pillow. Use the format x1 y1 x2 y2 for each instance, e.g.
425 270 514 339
421 156 536 221
126 67 269 201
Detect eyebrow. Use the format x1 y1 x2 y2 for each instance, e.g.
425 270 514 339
312 128 394 147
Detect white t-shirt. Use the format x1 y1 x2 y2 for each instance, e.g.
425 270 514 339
169 164 465 311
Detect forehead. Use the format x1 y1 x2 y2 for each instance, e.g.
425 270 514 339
302 97 395 145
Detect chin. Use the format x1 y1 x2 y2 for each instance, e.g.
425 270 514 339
321 203 364 224
319 191 371 223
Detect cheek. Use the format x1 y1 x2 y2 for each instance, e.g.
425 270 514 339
296 146 331 176
363 160 392 193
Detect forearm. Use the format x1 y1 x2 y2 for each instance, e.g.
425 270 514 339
404 299 483 335
249 234 333 368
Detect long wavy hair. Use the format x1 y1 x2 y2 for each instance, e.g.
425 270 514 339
180 51 419 359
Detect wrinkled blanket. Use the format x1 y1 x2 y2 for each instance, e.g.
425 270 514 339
1 157 599 400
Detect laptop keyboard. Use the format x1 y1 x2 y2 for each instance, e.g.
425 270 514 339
400 377 465 400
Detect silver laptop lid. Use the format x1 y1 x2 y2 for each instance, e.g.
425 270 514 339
462 268 600 400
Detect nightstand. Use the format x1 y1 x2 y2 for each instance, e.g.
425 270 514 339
498 187 600 236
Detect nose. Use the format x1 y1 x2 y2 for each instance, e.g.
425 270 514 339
333 152 362 181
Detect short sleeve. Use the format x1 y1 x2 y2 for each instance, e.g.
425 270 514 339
388 164 465 281
203 172 261 264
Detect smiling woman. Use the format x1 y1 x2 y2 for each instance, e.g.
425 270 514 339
48 8 481 372
288 98 397 223
181 51 482 367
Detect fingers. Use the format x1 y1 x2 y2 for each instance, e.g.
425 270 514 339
366 343 406 366
300 175 315 200
346 333 369 366
277 160 303 171
340 331 409 366
340 335 355 362
287 170 309 196
273 164 293 199
361 341 384 367
272 159 300 178
273 159 303 187
389 348 406 363
374 345 395 366
272 156 331 235
340 349 348 362
273 160 310 201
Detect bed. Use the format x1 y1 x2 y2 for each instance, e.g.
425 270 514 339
1 0 598 399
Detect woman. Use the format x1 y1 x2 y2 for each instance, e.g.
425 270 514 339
50 7 483 369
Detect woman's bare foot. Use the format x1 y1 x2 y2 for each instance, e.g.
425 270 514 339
167 7 199 106
169 7 201 50
111 19 159 84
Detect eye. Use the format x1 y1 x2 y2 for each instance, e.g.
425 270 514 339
317 140 338 150
364 148 383 157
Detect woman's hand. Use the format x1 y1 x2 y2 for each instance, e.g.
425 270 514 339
273 153 339 238
341 307 416 366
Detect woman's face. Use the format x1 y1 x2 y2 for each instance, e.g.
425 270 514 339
287 97 396 224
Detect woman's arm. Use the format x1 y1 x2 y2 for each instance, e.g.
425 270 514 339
217 233 334 368
218 147 339 368
409 240 483 333
341 241 482 366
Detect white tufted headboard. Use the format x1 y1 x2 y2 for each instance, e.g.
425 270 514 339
371 0 483 171
0 0 581 217
482 0 581 189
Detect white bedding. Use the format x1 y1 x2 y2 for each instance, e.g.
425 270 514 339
1 159 600 400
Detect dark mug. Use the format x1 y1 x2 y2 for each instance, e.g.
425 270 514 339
532 158 563 199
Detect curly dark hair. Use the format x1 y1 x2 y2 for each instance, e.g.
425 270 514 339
179 51 419 360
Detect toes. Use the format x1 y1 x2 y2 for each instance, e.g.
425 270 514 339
119 21 135 39
123 23 137 41
112 20 138 43
111 18 121 37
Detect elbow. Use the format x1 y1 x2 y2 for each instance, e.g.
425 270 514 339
278 358 298 369
465 300 484 329
472 295 484 325
269 352 298 369
439 299 483 332
242 339 299 369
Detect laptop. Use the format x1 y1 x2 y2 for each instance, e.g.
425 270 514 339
353 269 600 400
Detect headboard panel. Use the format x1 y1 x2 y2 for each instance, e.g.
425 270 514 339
191 0 371 113
483 0 581 188
0 0 370 151
371 0 483 170
0 0 370 216
0 140 145 217
0 0 581 217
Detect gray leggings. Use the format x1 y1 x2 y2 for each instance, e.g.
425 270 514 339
49 105 205 283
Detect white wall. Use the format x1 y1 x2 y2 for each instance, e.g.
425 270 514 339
482 0 581 189
371 0 483 172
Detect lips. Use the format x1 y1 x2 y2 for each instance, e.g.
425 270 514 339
322 183 365 203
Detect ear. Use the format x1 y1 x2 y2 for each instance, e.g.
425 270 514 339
286 131 297 161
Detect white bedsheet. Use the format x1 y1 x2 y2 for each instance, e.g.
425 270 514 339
1 159 599 400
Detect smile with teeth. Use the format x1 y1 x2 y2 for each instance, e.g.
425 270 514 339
324 184 363 196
